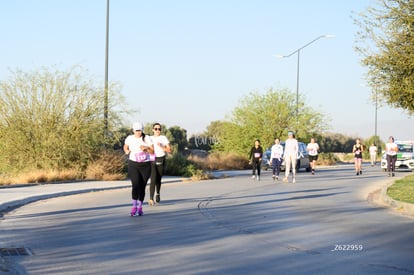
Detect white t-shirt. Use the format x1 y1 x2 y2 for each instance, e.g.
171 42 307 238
307 143 319 156
125 134 153 162
369 145 377 155
284 138 298 156
386 143 398 156
151 135 170 157
270 144 284 160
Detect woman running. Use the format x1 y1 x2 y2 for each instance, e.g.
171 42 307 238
124 122 154 216
352 138 364 176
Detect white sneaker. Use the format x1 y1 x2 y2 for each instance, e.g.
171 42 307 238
257 176 260 181
292 178 296 183
252 175 255 180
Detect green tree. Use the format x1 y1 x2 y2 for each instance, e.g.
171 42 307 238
355 0 414 113
188 120 223 151
213 88 330 155
0 66 128 173
317 132 358 153
166 125 188 152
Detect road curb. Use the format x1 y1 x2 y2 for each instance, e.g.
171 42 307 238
0 185 130 218
380 181 414 217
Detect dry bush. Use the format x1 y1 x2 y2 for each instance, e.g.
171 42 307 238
189 152 248 170
85 150 127 181
334 153 356 163
0 169 80 185
316 153 338 166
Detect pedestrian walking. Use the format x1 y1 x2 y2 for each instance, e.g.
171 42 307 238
385 136 398 177
352 138 364 175
249 139 263 181
124 122 154 216
149 123 171 206
369 143 378 166
307 138 319 175
270 138 284 181
283 131 298 183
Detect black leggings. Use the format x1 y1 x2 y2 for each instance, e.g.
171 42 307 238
252 159 261 176
128 160 151 201
150 156 165 199
386 154 397 173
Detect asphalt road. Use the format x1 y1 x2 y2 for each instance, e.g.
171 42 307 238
1 165 413 275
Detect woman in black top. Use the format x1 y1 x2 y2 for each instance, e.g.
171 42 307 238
249 139 263 181
352 138 364 176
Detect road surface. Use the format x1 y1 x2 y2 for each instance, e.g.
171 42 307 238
1 165 413 274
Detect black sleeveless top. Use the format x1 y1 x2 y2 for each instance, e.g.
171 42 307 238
354 144 363 158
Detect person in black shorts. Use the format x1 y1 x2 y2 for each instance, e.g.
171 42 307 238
352 138 364 175
307 138 319 175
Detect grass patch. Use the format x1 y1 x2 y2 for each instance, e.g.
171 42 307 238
387 174 414 204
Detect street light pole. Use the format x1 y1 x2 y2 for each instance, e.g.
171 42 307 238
104 0 110 138
295 49 300 117
374 89 378 144
276 34 334 120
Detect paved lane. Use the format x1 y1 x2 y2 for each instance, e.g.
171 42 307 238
1 165 413 274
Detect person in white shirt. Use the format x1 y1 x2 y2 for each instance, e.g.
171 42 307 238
270 138 284 181
369 143 378 166
283 131 298 183
123 122 154 216
307 138 320 175
149 123 171 206
385 136 398 177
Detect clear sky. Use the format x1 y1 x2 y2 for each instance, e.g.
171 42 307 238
1 0 413 142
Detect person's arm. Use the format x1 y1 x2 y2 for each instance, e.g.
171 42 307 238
269 147 273 162
123 144 130 155
162 137 172 153
163 143 172 154
141 136 154 154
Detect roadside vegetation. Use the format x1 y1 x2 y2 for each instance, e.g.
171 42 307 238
387 174 414 204
0 67 384 185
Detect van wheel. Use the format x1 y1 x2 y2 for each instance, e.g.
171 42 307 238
296 161 300 172
306 165 311 172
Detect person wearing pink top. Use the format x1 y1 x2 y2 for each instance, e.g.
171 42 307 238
283 131 298 183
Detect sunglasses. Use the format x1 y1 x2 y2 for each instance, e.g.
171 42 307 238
153 128 161 131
